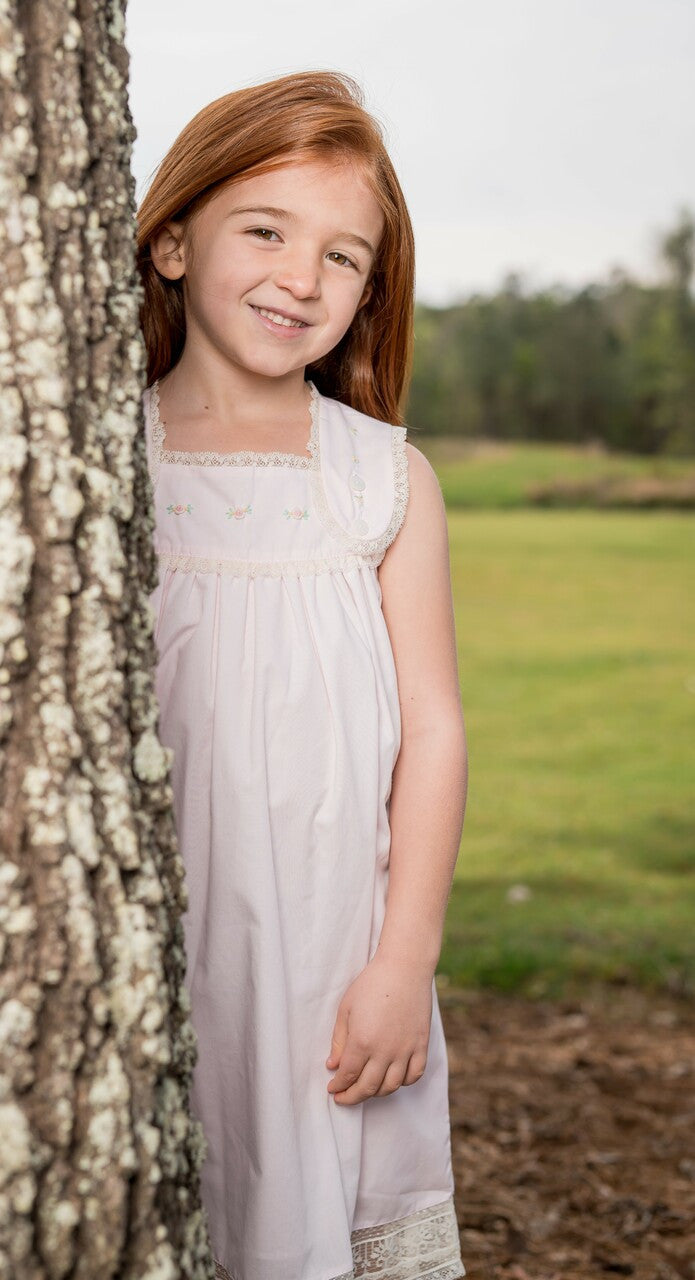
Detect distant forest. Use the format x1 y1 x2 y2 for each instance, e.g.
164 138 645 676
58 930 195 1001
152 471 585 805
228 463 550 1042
408 208 695 456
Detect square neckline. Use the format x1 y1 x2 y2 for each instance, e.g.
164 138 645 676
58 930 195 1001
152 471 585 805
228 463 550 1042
150 378 320 470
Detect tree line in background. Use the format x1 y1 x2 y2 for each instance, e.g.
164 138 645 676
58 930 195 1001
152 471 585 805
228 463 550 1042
408 208 695 457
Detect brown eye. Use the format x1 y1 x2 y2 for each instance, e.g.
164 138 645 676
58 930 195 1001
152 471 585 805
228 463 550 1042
328 252 357 269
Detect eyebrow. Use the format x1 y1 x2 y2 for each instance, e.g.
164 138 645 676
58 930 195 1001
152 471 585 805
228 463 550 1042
227 205 377 262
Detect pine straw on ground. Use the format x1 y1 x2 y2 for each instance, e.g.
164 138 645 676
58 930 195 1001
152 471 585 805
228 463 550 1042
440 983 695 1280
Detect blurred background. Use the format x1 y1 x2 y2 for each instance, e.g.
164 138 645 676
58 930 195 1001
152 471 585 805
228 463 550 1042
127 0 695 999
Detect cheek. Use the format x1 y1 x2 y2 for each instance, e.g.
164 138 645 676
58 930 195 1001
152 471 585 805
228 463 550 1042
191 261 250 306
196 237 252 290
326 272 363 312
326 277 367 325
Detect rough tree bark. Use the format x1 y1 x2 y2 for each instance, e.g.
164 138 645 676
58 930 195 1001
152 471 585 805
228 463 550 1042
0 2 215 1276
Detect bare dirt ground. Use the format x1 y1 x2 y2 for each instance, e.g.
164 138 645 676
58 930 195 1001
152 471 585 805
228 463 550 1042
439 982 695 1280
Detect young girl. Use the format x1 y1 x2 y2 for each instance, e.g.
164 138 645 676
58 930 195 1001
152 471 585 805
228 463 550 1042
137 69 468 1280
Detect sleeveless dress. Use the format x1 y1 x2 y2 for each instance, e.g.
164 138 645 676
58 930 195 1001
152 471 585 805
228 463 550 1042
143 378 466 1280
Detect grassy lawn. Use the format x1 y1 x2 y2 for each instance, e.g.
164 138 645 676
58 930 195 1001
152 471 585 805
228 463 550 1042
433 500 695 997
418 434 695 509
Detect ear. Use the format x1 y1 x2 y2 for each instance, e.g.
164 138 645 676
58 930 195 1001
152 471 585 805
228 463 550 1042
356 278 373 312
150 220 186 281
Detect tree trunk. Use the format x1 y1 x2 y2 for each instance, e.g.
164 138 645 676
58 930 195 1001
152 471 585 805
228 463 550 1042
0 2 215 1276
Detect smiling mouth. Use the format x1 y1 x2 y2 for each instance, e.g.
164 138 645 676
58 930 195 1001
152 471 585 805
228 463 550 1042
251 305 310 329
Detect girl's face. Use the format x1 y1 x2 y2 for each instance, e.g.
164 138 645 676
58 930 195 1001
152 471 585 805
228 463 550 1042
153 156 386 379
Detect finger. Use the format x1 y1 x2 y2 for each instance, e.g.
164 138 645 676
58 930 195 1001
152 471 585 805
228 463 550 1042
326 1005 349 1068
402 1052 428 1086
374 1060 409 1097
327 1048 368 1094
332 1059 390 1105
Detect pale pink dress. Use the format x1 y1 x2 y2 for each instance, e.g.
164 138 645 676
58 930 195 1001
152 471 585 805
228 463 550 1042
144 379 465 1280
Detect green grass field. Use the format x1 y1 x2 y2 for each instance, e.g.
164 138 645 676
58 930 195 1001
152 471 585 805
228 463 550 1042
419 434 695 509
420 442 695 996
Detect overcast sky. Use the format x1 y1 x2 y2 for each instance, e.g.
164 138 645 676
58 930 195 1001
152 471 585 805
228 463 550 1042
126 0 695 305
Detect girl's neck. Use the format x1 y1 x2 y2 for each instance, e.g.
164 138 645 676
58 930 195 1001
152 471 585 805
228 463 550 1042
156 359 315 454
160 358 311 428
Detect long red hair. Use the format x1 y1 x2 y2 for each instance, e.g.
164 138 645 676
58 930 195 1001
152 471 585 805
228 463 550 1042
135 70 415 424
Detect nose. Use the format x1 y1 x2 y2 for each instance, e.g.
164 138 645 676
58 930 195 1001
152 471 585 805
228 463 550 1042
272 252 321 300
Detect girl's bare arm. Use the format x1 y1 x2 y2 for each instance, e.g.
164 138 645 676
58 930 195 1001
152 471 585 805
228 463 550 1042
324 445 468 1106
375 442 468 975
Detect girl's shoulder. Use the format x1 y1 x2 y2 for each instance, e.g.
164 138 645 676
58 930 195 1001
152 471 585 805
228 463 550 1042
312 388 409 558
317 387 408 450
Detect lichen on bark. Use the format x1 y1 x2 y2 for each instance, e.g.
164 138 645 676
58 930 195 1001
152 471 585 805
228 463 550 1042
0 2 215 1276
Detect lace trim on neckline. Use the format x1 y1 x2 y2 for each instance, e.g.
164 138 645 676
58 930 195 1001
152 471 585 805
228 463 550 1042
213 1194 464 1280
148 378 319 483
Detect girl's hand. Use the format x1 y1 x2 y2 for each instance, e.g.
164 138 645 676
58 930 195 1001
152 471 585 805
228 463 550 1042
325 953 433 1105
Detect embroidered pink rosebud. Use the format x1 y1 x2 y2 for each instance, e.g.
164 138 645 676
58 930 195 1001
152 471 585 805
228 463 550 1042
283 506 309 520
226 505 253 520
166 502 193 515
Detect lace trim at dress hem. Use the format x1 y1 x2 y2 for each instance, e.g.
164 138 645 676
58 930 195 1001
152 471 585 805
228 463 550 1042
308 421 409 561
156 548 385 578
213 1194 465 1280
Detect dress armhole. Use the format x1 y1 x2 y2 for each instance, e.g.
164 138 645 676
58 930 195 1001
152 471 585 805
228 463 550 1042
385 424 409 553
